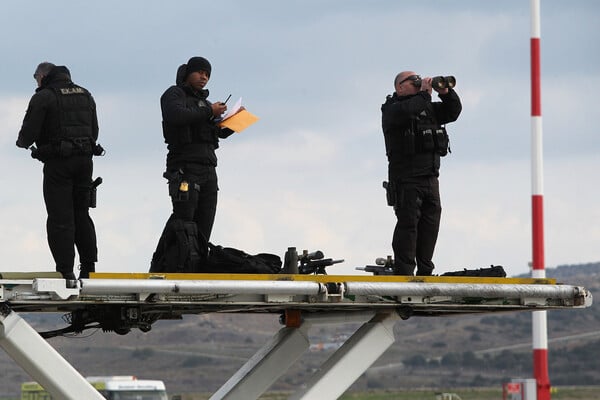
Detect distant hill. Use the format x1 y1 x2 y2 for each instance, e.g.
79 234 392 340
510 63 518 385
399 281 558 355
515 261 600 280
0 262 597 397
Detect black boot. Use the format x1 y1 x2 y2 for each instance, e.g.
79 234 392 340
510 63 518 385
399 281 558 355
78 262 95 279
59 270 76 280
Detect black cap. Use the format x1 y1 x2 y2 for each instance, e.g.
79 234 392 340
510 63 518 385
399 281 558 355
185 56 211 79
41 65 72 86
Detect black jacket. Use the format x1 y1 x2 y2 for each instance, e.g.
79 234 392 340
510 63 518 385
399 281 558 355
16 66 98 150
161 84 233 170
381 89 461 179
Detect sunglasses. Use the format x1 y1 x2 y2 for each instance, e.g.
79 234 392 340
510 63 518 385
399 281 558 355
398 74 422 87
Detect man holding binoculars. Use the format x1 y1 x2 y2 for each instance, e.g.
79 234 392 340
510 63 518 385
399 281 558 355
381 71 462 276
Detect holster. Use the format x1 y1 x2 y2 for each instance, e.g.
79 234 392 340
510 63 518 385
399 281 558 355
30 145 52 162
164 169 200 202
383 181 396 207
89 177 102 208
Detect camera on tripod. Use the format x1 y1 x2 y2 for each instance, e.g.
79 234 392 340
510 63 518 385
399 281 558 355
431 76 456 90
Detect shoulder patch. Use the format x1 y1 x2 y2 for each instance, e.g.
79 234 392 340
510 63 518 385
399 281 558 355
60 87 85 95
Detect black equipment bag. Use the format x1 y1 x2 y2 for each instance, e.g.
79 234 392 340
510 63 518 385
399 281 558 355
149 219 282 274
202 243 282 274
441 265 506 277
149 220 204 273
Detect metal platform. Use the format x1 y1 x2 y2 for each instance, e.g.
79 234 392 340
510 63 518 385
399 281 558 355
0 273 593 399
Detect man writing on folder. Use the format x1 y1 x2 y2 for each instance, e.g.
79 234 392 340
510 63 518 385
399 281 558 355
150 56 234 273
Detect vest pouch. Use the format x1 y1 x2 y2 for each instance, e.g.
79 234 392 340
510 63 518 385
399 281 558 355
421 128 435 151
58 140 73 157
163 121 192 145
402 129 415 155
73 137 92 155
434 127 449 156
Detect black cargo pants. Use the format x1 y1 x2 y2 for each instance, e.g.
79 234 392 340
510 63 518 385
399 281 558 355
391 176 441 276
43 156 98 275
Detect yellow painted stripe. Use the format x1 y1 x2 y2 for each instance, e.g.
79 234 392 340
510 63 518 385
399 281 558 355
90 272 556 285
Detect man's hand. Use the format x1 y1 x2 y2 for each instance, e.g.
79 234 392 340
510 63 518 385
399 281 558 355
420 77 433 95
432 80 449 95
211 102 227 117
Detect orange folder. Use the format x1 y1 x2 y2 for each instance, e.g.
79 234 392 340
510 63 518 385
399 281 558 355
218 108 259 132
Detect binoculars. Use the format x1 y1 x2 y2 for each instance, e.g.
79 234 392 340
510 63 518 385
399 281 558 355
432 76 456 90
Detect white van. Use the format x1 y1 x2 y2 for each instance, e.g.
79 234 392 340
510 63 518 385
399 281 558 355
21 375 168 400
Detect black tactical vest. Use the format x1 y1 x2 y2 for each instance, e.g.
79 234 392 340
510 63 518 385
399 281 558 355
162 87 219 148
382 95 451 179
49 83 95 142
382 100 449 159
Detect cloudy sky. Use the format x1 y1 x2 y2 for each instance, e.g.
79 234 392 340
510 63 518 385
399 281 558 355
0 0 598 277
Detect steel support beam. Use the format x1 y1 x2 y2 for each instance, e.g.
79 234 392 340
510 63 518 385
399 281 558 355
0 304 104 400
210 324 310 400
209 311 378 400
289 312 399 400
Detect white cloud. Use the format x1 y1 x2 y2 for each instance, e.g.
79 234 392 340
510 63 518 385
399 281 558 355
0 96 29 145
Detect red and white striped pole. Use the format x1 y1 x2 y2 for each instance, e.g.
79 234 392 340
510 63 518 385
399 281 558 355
530 0 550 399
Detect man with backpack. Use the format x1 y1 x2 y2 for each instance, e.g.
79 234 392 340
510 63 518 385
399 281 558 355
150 57 234 273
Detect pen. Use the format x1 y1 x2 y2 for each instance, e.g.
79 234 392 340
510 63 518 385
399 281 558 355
223 94 231 105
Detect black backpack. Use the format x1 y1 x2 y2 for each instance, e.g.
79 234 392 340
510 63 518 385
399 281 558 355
149 219 282 274
150 220 204 273
201 243 282 274
441 265 507 277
